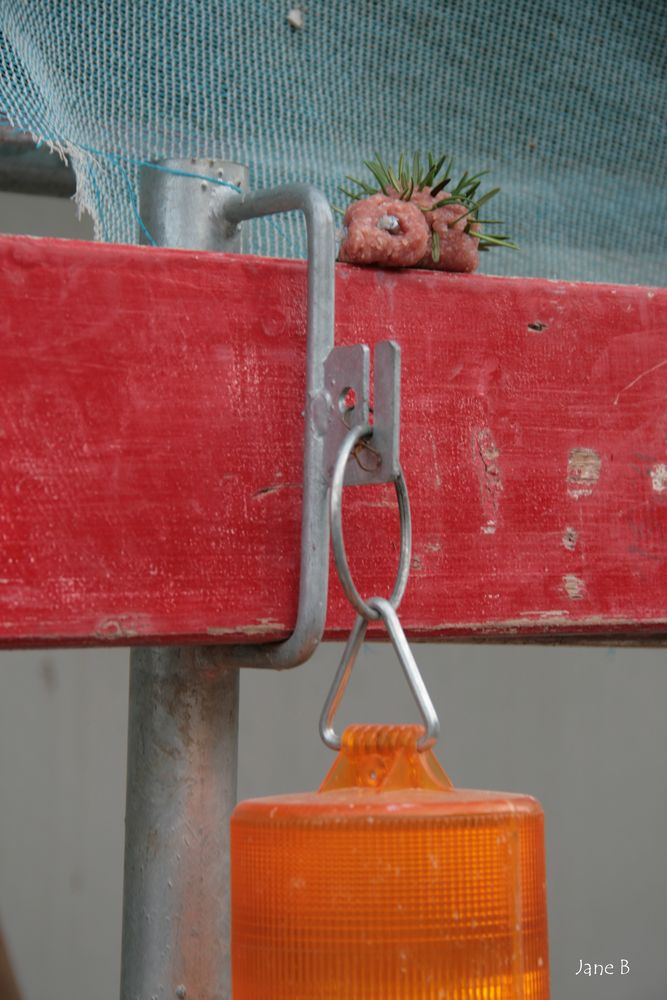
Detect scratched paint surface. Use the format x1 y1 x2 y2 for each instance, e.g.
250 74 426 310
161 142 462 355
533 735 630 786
1 235 667 647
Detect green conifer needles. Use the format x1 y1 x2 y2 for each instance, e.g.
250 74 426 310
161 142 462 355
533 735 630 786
342 152 518 252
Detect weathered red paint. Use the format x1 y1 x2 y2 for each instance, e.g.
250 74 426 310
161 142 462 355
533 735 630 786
2 235 667 647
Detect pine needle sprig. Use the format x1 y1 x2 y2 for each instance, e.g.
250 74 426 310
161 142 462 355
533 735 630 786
340 152 518 255
475 233 519 251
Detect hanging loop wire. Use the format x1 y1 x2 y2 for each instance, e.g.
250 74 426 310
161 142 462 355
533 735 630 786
330 422 412 621
319 597 440 753
323 426 440 753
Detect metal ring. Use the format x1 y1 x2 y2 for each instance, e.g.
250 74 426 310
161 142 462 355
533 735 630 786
330 422 412 621
318 596 439 753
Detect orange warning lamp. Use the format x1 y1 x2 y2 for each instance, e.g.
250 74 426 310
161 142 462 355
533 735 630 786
232 427 549 998
231 722 550 999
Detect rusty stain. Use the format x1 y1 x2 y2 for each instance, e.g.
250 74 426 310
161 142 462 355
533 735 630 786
475 427 502 534
563 574 586 599
567 447 601 498
411 555 424 572
154 736 183 761
649 463 667 492
562 526 578 551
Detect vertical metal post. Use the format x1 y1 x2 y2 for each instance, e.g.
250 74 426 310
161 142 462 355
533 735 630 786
121 160 248 1000
137 158 249 252
121 648 239 1000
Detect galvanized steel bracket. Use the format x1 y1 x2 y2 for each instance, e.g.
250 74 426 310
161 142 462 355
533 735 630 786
215 186 400 669
322 339 401 486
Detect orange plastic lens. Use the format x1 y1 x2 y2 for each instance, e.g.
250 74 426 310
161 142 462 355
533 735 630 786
231 725 549 999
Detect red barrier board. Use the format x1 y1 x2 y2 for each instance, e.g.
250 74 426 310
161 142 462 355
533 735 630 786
2 235 666 646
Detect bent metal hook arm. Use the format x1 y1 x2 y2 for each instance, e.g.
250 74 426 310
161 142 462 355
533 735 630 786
214 184 336 669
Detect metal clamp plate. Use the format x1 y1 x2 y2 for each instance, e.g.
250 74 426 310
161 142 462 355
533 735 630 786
323 339 401 486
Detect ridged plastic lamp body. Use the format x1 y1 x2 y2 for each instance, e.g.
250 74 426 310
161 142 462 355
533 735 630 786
231 725 550 999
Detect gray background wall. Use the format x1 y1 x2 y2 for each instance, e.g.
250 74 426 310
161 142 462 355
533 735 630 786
1 192 666 1000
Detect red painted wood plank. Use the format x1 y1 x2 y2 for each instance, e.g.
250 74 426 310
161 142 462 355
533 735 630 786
2 235 667 647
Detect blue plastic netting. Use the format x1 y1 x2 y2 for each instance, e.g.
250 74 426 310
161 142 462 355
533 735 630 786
1 0 665 284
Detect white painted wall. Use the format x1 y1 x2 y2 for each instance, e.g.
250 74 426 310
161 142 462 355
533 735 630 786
1 193 665 1000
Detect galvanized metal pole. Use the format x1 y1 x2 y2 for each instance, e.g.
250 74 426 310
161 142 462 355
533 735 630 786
137 158 248 252
120 160 248 1000
121 647 239 1000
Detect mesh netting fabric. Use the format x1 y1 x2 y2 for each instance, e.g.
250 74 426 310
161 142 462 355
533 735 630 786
0 1 665 284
